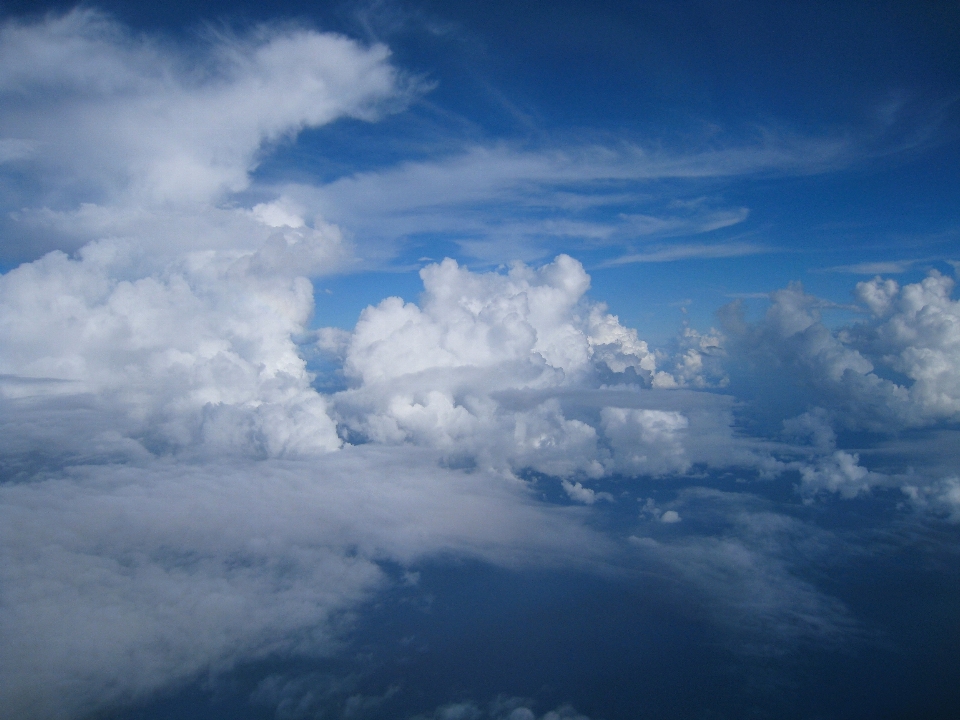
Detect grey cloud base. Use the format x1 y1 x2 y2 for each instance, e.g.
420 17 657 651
0 447 606 720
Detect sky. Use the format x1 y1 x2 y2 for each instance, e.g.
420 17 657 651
0 1 959 719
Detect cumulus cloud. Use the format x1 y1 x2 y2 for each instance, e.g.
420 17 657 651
327 254 760 481
713 271 960 502
903 476 960 522
0 8 416 460
722 271 960 429
854 271 960 421
0 236 343 458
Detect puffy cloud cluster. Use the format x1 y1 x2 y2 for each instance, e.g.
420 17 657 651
0 233 343 460
341 255 654 385
854 271 960 421
1 8 958 720
724 272 960 431
328 254 744 484
903 476 960 522
0 7 413 462
717 271 960 499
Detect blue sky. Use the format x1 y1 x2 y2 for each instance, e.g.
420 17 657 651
4 0 959 337
1 2 959 719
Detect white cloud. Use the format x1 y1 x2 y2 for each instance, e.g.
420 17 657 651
720 276 960 429
0 236 343 458
0 9 406 206
0 8 420 461
799 450 874 499
600 407 691 476
0 23 655 716
277 131 854 264
855 271 960 421
714 271 960 499
1 9 957 719
328 255 761 479
561 479 613 504
0 9 411 263
603 240 768 265
823 260 916 274
903 476 960 522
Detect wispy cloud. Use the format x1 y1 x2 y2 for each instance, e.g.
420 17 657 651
603 241 770 265
275 135 853 264
821 260 917 274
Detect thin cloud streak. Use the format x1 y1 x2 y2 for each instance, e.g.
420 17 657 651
278 136 849 264
821 260 917 274
603 241 771 265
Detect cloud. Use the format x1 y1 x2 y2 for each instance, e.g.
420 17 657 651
603 240 768 265
0 9 407 205
721 273 960 429
0 8 412 262
716 271 960 500
2 221 952 719
0 447 607 720
1 8 958 720
854 271 960 420
903 476 960 522
277 131 854 264
630 488 857 651
250 673 400 720
412 698 592 720
0 20 698 715
0 236 344 459
561 479 613 504
327 254 765 480
822 260 917 274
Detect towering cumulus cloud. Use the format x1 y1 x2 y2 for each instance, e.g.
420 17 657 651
327 254 747 482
